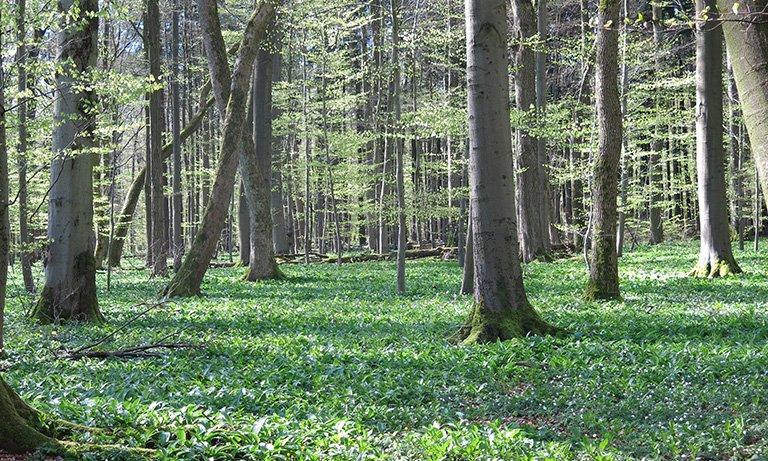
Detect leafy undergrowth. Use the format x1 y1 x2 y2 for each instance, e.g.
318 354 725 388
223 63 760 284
3 242 768 460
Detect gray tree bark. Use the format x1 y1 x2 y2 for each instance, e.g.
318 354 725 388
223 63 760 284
584 0 622 300
649 3 664 244
691 0 741 278
171 0 184 271
511 0 551 262
164 1 276 296
32 0 103 322
718 0 768 231
147 0 168 277
453 0 556 344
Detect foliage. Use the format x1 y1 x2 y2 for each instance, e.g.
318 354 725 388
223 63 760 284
4 242 768 459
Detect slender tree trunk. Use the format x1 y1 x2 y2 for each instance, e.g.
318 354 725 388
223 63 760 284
648 3 664 244
390 0 407 293
32 0 103 322
584 0 622 300
164 1 276 296
691 0 741 278
511 0 550 262
171 0 184 271
453 0 556 345
238 181 250 265
616 0 629 256
460 213 473 295
726 57 745 250
0 25 8 350
147 0 168 277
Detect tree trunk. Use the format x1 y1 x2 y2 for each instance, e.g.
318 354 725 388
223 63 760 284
147 0 168 277
390 0 407 293
164 1 275 297
453 0 556 345
719 0 768 221
648 3 664 244
460 216 473 295
15 0 34 293
244 49 281 280
0 377 52 453
32 0 103 323
0 30 8 350
171 0 184 271
238 181 250 265
511 0 550 262
584 0 622 300
691 0 741 278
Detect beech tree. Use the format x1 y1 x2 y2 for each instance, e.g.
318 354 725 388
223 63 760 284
584 0 622 300
165 0 276 296
690 0 741 278
453 0 556 344
31 0 104 322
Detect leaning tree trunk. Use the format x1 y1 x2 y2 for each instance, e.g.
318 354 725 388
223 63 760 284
719 0 768 216
453 0 556 345
584 0 622 300
691 0 741 278
511 0 551 262
32 0 103 323
164 1 275 297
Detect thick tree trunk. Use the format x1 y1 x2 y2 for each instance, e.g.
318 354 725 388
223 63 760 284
32 0 103 323
0 377 52 453
584 0 622 300
164 1 275 297
719 0 768 220
511 0 551 262
691 0 741 278
454 0 556 345
244 49 281 280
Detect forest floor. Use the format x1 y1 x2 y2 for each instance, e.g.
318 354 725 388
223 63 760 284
3 242 768 460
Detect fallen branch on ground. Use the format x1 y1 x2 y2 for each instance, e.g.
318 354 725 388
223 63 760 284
61 342 203 360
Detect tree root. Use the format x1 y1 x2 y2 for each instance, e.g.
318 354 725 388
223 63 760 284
450 302 560 345
689 258 743 278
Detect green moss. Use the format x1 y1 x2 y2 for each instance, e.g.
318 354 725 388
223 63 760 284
583 277 621 301
690 258 743 279
451 300 558 345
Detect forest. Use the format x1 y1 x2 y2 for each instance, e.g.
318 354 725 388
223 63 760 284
1 0 768 458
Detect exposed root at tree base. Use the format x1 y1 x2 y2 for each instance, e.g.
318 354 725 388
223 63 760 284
243 264 285 282
450 302 560 345
689 258 743 278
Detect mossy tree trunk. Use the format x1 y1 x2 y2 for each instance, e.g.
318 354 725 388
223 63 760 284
649 3 664 244
690 0 742 278
584 0 622 301
718 0 768 224
0 377 53 453
454 0 556 345
511 0 551 263
164 1 275 297
32 0 103 323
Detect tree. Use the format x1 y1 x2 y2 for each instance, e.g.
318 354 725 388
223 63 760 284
511 0 551 262
1 12 9 349
32 0 104 323
147 0 168 277
690 0 741 278
719 0 768 218
164 1 275 296
171 0 184 270
453 0 556 344
584 0 622 300
390 0 407 293
0 378 52 453
649 2 664 244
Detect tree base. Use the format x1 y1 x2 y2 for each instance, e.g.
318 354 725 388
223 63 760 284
689 258 742 278
583 278 621 301
0 379 52 453
450 302 558 345
31 279 104 324
244 262 284 282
